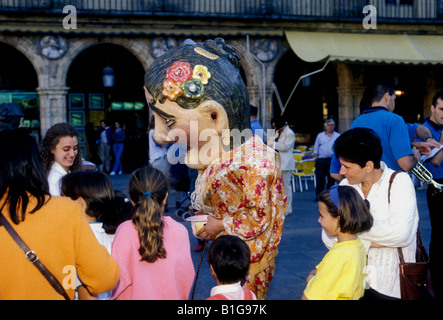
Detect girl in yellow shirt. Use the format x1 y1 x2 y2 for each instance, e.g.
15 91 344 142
303 185 373 300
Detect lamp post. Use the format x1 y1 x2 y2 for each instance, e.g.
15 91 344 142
103 65 115 88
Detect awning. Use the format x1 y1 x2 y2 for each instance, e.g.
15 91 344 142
285 31 443 65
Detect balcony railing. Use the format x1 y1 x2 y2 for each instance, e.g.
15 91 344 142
1 0 442 22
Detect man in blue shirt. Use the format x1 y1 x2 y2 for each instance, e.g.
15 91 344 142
330 81 419 179
417 91 443 300
250 103 265 142
350 81 419 172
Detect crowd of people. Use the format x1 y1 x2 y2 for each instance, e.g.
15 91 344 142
1 37 442 301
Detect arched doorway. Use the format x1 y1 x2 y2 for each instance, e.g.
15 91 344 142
272 50 338 146
67 43 148 173
0 42 40 139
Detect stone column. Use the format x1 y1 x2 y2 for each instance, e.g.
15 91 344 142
335 63 365 133
336 86 365 132
37 87 70 136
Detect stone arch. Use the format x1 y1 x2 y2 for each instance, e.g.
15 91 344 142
0 36 44 88
61 37 152 87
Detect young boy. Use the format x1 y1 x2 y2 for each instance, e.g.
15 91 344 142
206 235 257 300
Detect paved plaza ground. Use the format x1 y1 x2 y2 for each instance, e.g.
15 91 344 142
109 173 432 300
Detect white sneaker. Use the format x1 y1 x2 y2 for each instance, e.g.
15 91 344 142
110 171 116 176
118 171 123 175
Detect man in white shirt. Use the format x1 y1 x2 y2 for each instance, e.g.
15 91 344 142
313 119 340 201
268 116 296 216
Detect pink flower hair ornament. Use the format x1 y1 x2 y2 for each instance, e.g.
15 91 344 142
162 61 211 101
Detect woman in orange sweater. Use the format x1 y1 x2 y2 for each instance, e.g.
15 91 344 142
0 128 119 300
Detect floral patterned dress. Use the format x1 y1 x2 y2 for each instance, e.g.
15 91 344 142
192 135 287 299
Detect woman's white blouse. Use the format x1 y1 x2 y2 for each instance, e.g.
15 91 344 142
47 161 68 196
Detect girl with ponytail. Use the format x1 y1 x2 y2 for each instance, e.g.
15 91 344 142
110 166 195 300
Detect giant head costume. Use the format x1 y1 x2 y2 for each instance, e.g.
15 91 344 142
144 38 251 169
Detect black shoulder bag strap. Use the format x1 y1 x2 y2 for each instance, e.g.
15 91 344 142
0 212 70 300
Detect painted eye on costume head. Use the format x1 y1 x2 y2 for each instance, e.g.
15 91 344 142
163 117 175 128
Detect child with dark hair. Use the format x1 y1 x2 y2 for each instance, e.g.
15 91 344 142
61 170 117 300
207 235 257 300
302 185 373 300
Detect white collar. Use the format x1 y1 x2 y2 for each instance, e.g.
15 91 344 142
89 222 105 233
51 161 69 175
210 281 242 297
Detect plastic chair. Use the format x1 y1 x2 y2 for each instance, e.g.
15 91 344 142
291 154 304 192
295 145 307 152
292 159 316 192
293 153 303 162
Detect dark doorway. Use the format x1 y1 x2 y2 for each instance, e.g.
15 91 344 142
67 43 148 173
0 42 40 139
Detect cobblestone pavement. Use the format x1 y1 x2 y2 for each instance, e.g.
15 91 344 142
110 173 432 300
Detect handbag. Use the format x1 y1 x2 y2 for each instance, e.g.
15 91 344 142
388 171 436 300
0 212 70 300
398 230 435 300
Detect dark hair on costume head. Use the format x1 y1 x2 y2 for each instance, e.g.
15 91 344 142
40 122 82 174
61 170 119 234
0 128 49 224
144 38 250 133
333 127 383 169
207 235 251 284
129 166 168 263
319 186 373 234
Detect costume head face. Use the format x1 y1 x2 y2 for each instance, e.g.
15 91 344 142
144 38 250 169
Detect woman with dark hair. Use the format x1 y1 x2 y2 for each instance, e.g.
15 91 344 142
40 122 82 196
323 127 419 300
144 38 286 299
110 166 194 300
0 128 119 299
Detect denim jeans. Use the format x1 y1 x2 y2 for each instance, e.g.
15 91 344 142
112 142 124 173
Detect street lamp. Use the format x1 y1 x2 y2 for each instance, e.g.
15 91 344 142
103 65 115 88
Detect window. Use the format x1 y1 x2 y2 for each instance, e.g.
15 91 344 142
386 0 413 4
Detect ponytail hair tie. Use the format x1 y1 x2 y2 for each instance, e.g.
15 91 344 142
143 192 152 198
